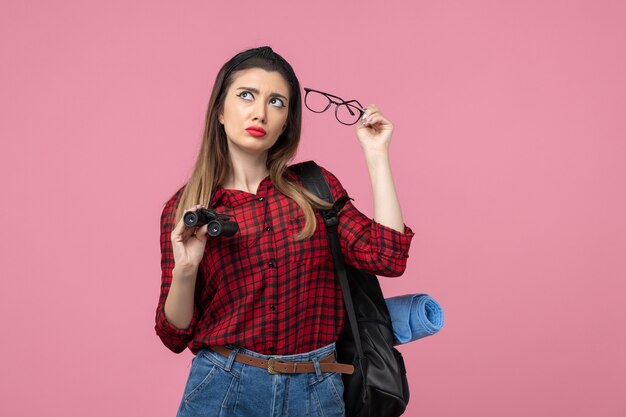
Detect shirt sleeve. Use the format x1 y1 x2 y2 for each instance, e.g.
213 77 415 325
318 165 415 277
154 189 199 353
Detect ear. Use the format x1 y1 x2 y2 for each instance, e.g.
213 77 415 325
218 113 224 125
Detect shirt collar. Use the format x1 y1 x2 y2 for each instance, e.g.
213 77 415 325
211 175 272 208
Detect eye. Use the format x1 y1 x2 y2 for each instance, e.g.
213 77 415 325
270 97 286 108
237 91 253 101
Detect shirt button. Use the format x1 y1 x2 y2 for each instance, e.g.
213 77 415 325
258 197 264 201
269 305 276 311
265 226 272 232
268 262 275 268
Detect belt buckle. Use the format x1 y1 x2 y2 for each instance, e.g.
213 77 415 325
267 358 278 374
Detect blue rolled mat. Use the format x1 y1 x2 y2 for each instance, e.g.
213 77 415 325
385 294 444 345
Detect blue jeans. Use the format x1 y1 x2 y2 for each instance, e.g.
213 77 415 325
176 343 346 417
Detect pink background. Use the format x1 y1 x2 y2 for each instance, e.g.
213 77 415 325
1 1 625 416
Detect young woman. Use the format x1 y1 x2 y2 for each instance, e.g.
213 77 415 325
155 46 414 417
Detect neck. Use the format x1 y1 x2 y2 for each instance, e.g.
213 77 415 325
223 151 270 194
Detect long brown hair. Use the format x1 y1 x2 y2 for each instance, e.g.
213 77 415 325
167 46 332 240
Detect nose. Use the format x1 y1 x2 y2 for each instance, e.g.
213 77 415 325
252 101 267 124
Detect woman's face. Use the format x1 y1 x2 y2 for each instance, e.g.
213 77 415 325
218 67 290 157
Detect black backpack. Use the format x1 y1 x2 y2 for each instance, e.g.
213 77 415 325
292 161 410 417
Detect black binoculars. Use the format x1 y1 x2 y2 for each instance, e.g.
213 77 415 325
183 208 239 237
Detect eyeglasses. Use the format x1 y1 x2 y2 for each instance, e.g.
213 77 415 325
303 88 366 125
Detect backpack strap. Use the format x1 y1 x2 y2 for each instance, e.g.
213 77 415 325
290 161 365 359
289 161 352 218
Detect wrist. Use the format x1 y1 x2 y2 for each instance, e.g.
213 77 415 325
364 149 390 167
173 264 199 282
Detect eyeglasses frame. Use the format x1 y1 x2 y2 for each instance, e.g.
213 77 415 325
303 87 366 126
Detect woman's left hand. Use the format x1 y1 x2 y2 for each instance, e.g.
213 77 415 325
355 104 394 153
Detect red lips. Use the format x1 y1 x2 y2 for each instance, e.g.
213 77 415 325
246 126 266 137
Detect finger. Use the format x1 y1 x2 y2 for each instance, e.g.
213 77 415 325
362 113 384 127
361 107 383 123
366 113 384 123
195 224 209 240
362 104 379 115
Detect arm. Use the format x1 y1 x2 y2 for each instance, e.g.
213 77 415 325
319 105 414 276
164 265 198 330
364 150 404 233
154 193 202 353
319 165 414 277
358 104 406 233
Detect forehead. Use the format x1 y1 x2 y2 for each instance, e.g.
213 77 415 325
229 68 290 97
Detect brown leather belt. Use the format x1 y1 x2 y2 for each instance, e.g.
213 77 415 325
211 346 354 375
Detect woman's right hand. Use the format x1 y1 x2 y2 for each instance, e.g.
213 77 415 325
170 204 209 270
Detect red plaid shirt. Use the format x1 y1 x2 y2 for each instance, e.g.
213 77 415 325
155 164 415 355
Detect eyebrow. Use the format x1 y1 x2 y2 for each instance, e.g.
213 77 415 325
236 87 289 102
